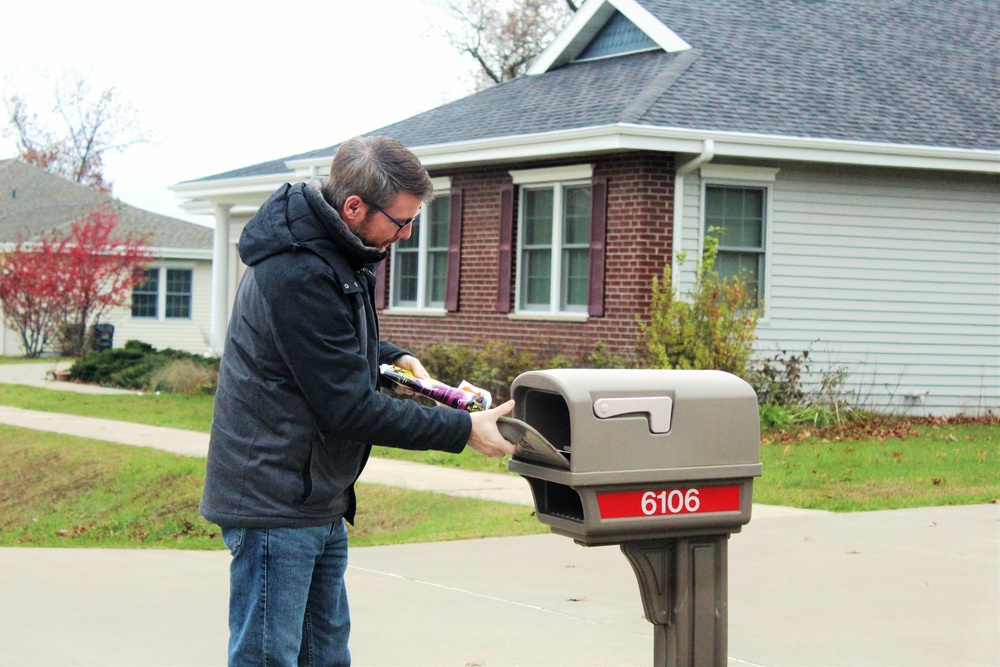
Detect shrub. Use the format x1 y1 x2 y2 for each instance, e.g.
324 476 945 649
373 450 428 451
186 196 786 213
146 359 218 395
638 234 760 379
412 340 632 404
69 340 218 393
750 347 854 427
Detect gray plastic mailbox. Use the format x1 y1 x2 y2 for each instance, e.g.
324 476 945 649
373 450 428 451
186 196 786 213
505 368 762 667
507 368 761 544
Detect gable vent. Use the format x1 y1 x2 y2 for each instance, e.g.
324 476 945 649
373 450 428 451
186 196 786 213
574 10 658 62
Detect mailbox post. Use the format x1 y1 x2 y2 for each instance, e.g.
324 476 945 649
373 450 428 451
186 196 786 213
505 369 762 667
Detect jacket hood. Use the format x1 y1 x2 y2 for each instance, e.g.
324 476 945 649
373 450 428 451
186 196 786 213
239 179 387 270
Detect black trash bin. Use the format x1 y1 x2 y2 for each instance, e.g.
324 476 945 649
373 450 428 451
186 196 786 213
92 323 115 351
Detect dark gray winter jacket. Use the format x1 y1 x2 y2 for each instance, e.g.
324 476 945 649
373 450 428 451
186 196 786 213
200 180 471 528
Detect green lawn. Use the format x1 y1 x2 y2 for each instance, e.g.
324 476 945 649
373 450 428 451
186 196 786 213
756 420 999 510
0 425 545 549
0 380 997 546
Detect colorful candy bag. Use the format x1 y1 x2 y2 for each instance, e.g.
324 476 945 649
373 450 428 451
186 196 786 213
379 364 492 412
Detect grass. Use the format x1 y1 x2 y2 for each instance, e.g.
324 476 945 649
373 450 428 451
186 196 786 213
0 384 214 432
0 425 544 549
756 420 999 511
0 380 997 551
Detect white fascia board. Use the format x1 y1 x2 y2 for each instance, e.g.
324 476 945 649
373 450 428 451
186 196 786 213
179 200 261 217
285 157 336 175
147 247 213 261
171 172 291 213
170 172 290 199
414 123 1000 174
172 125 998 214
528 0 690 75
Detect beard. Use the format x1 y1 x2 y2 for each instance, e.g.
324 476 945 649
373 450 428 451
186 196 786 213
352 212 393 252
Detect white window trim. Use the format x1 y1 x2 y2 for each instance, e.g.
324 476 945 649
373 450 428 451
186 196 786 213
698 168 777 318
510 164 593 185
699 165 779 182
133 264 195 321
386 182 452 313
513 175 592 317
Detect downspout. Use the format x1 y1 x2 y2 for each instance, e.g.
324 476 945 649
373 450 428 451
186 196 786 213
671 139 715 283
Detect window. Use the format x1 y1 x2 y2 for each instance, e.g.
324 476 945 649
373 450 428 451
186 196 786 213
390 193 451 310
518 183 592 313
165 269 193 318
131 269 158 318
705 185 766 302
498 164 606 318
131 267 193 320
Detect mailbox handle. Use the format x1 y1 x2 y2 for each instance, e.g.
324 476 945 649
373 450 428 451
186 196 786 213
593 396 673 434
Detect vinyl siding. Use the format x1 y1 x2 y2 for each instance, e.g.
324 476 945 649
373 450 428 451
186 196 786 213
103 259 213 355
678 163 999 416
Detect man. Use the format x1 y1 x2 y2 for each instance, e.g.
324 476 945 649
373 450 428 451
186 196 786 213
200 135 515 666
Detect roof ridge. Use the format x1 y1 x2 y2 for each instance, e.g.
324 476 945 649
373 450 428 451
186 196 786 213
619 49 700 124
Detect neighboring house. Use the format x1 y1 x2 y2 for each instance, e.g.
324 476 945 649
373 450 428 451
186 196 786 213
172 0 999 416
0 159 214 356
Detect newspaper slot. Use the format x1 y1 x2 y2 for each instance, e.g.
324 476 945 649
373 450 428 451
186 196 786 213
379 364 492 412
497 417 570 469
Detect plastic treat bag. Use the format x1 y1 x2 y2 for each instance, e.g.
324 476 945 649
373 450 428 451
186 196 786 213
379 364 492 412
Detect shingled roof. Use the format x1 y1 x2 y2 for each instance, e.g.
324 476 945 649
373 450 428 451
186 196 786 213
0 159 212 250
190 0 999 183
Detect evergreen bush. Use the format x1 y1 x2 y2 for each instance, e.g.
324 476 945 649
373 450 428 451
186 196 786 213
69 340 218 394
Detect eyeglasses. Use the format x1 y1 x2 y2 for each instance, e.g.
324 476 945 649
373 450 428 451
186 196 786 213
366 200 420 230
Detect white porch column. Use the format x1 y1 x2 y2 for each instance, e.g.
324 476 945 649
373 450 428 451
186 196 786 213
211 203 234 356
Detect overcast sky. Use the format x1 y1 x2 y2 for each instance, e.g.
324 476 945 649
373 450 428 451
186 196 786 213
1 0 474 225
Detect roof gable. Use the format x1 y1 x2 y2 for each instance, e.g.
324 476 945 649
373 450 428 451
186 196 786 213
0 159 212 250
529 0 690 73
574 10 659 62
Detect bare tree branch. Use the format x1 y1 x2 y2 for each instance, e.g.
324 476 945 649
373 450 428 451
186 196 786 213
443 0 576 91
3 71 155 193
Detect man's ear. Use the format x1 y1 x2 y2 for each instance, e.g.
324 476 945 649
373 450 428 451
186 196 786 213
341 194 366 225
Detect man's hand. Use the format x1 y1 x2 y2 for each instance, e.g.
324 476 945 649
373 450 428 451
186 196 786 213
394 354 430 380
390 354 430 396
468 399 516 458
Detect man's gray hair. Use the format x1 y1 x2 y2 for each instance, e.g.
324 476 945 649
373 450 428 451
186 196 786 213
322 136 434 213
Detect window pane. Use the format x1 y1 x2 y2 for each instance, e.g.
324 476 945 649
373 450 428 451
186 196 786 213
716 251 761 302
522 248 551 308
165 269 192 319
562 247 590 308
131 269 158 318
396 218 419 249
427 198 450 249
425 251 448 306
523 189 554 246
393 252 419 304
706 186 764 250
563 185 591 245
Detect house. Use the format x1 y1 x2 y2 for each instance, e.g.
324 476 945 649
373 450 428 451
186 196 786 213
0 159 214 356
172 0 999 416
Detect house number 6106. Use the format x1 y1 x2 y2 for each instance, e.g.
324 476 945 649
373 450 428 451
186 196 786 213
641 489 701 515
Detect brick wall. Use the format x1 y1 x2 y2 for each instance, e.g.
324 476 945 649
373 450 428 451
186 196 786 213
379 151 675 361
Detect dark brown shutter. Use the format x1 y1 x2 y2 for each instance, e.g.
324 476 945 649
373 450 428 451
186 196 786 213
374 259 387 310
444 189 463 312
588 177 608 317
496 184 515 313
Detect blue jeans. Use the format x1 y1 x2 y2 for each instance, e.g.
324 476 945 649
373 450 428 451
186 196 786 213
222 521 351 667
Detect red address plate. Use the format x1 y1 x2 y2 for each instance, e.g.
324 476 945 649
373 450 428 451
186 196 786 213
597 485 741 519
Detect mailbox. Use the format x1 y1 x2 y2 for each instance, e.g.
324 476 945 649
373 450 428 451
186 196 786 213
503 369 763 667
505 368 762 545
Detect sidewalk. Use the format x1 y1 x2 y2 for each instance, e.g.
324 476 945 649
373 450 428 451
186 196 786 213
0 362 998 666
